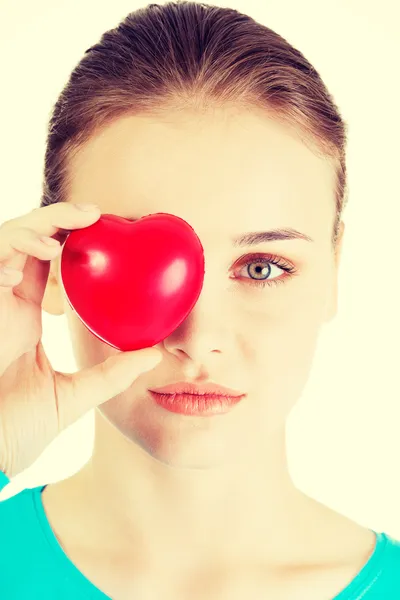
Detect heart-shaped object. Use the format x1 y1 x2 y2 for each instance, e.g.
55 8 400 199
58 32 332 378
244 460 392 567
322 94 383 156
59 213 205 351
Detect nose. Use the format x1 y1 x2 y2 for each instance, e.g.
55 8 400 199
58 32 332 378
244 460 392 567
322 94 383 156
162 280 234 365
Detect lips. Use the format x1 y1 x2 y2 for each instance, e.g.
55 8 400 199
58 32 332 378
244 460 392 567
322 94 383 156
149 382 246 397
148 381 246 416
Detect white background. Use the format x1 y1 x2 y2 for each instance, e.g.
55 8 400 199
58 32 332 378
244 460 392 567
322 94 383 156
0 0 399 538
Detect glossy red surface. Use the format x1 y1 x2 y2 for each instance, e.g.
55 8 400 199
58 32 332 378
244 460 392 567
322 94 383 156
60 213 205 351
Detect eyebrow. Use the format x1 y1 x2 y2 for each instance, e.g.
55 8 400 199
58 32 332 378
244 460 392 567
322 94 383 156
233 228 314 247
122 217 313 246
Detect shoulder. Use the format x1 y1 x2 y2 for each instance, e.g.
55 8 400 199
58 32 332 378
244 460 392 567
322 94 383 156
380 531 400 566
0 486 74 598
0 485 36 517
0 485 39 513
0 486 44 548
359 532 400 598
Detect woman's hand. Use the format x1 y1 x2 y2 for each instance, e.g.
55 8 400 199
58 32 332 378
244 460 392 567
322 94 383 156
0 202 161 478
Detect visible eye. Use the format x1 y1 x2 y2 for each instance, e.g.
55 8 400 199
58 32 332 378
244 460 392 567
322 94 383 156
232 253 297 289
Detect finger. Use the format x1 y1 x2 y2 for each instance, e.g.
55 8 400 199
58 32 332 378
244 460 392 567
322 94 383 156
0 202 100 272
0 227 62 263
0 228 62 301
10 254 52 306
0 265 24 288
57 348 163 429
0 203 100 302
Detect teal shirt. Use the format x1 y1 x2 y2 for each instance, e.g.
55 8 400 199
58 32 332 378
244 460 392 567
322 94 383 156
1 472 400 599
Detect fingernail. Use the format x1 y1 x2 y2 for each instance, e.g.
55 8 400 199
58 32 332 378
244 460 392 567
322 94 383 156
75 203 99 211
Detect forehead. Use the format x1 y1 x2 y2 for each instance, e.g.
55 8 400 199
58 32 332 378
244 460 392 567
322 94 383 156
68 108 336 244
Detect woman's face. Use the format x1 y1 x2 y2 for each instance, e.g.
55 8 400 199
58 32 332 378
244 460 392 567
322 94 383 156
47 106 343 468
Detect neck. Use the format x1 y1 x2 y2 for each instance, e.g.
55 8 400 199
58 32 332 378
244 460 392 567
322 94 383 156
76 412 318 570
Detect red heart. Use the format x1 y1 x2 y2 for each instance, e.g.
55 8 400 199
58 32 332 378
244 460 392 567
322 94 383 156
59 213 205 351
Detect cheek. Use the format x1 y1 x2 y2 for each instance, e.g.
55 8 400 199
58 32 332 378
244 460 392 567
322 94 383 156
234 266 330 335
242 307 322 427
64 300 117 368
245 308 321 374
236 278 328 378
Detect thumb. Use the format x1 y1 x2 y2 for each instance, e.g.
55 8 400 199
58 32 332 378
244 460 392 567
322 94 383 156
57 348 162 429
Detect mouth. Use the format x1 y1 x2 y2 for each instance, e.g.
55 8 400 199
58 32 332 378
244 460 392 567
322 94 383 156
148 382 246 416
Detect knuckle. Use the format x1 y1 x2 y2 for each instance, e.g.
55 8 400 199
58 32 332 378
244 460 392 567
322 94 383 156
10 226 36 241
0 217 17 233
1 210 39 235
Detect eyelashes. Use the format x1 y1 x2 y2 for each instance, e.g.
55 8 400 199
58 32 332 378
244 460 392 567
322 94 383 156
232 252 298 289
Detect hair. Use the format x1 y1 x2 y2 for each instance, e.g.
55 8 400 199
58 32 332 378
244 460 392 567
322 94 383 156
39 0 348 247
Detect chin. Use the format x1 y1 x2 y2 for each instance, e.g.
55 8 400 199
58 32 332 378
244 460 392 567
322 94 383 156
97 393 258 471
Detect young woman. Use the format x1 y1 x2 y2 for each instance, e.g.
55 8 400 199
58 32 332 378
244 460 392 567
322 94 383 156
0 2 399 598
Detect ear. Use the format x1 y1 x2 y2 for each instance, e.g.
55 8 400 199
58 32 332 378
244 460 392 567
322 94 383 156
42 253 65 316
325 220 345 323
